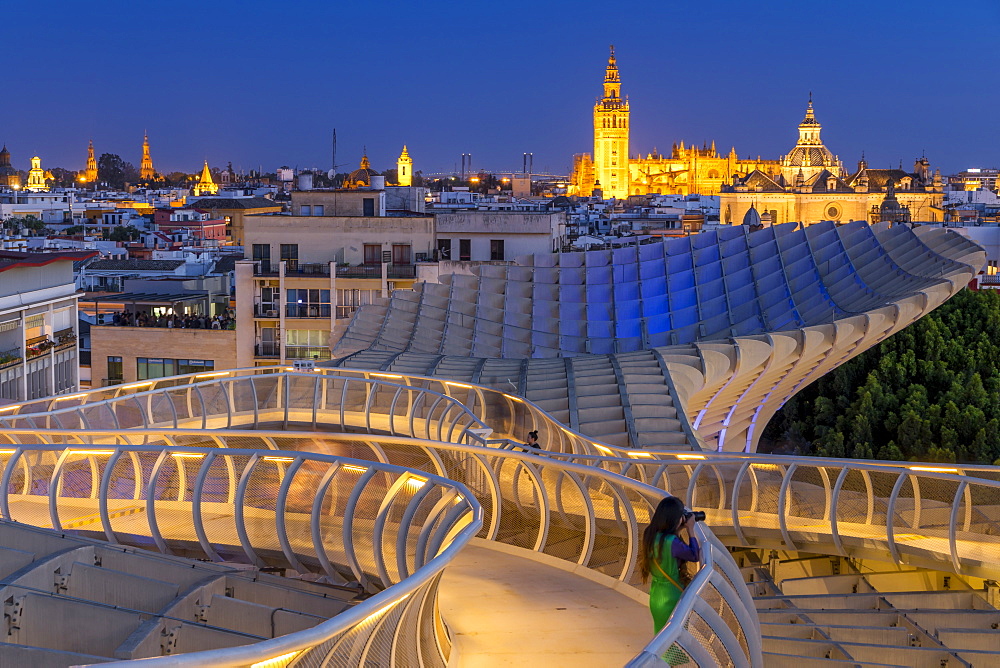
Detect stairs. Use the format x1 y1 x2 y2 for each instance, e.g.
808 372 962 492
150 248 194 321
737 551 1000 667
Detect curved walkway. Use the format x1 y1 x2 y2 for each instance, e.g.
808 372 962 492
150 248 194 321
439 541 650 667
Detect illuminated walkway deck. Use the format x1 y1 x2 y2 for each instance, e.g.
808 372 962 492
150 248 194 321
439 541 650 667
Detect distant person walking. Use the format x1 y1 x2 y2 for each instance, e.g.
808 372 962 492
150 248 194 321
639 496 701 634
524 430 540 449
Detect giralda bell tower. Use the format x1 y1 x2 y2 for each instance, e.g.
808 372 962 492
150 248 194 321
593 45 630 199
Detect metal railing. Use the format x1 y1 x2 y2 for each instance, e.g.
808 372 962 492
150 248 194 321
0 444 481 668
0 430 759 667
13 368 1000 664
285 304 332 318
0 371 495 447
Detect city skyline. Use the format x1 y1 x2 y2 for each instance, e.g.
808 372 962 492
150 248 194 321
1 1 997 176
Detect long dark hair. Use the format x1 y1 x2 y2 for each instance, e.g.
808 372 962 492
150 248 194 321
639 496 685 582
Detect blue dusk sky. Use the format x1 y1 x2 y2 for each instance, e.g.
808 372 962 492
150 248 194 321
1 0 997 177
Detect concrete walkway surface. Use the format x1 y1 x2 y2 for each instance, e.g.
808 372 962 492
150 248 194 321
439 541 651 667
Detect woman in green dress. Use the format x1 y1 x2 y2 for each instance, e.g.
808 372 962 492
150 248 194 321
639 496 702 633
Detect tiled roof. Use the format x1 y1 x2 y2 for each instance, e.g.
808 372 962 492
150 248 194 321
186 197 281 210
741 170 784 192
211 255 240 274
0 250 99 274
87 259 185 271
846 168 914 189
803 170 853 192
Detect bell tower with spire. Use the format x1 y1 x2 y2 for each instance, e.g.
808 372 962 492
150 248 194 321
85 140 98 183
593 45 630 199
140 134 155 181
397 145 412 186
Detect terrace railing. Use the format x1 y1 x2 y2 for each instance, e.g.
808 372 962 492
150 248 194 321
0 444 481 668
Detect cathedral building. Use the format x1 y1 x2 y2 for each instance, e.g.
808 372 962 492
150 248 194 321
719 100 944 227
570 46 778 199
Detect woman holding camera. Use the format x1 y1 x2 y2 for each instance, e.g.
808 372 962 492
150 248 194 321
639 496 702 633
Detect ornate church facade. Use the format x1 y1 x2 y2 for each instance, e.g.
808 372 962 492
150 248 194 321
569 47 778 199
719 99 945 227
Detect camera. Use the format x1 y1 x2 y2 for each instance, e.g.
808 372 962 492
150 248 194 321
684 510 706 522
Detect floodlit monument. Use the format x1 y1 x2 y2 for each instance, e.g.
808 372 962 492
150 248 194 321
0 221 997 666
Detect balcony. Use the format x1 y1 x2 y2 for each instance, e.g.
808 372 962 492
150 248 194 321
255 342 280 358
25 335 54 359
254 304 280 318
286 263 330 277
285 304 332 318
336 264 382 279
252 261 277 277
253 261 331 277
286 346 332 361
335 264 416 280
0 346 21 370
388 264 416 279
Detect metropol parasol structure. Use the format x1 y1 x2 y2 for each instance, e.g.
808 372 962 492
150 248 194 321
0 221 996 666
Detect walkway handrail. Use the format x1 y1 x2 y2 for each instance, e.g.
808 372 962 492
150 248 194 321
0 371 494 447
0 430 757 667
0 445 482 668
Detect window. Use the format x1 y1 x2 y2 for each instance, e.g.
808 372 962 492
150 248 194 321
363 244 381 265
107 356 123 384
286 288 331 318
258 286 279 316
300 205 311 215
459 239 471 262
252 244 271 273
363 198 375 216
313 205 324 216
437 238 452 260
392 244 411 265
280 244 298 271
490 239 505 261
137 358 214 380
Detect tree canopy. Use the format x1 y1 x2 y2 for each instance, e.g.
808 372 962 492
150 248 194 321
97 154 138 190
763 288 1000 466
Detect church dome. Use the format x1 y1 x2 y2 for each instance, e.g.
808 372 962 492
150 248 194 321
346 154 379 189
784 145 836 168
742 205 762 226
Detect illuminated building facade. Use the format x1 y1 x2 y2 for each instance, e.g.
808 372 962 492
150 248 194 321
192 161 218 196
397 146 412 186
140 134 155 181
24 156 50 192
720 101 945 226
84 140 98 183
570 46 778 199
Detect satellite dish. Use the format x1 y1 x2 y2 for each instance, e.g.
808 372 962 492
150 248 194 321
327 169 336 180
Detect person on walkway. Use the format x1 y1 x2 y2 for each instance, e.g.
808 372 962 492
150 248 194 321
525 430 540 449
639 496 701 634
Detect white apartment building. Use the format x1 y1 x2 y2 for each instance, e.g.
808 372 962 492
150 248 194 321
0 249 96 403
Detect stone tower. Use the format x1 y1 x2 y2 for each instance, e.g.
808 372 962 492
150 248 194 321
397 145 412 186
85 140 98 182
593 45 630 199
140 134 155 181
